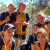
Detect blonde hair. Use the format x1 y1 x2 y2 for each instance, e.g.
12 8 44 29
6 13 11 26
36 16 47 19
17 2 26 12
19 2 26 7
37 12 46 18
37 28 48 41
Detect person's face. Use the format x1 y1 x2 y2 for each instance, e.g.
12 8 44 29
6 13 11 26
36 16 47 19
46 23 50 30
37 16 45 25
8 5 15 13
37 33 46 45
19 4 26 12
33 25 39 34
3 28 14 39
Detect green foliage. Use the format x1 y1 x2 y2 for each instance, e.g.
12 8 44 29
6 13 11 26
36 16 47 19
40 6 50 16
0 3 7 14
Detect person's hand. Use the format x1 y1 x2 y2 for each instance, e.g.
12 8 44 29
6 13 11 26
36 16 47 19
22 20 26 25
16 19 21 23
5 16 10 22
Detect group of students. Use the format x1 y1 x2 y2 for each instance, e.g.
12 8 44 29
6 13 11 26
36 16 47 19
0 2 30 50
20 12 50 50
0 2 50 50
25 13 50 50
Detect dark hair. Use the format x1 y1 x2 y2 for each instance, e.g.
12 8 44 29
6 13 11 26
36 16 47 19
8 4 16 9
33 23 39 27
8 4 13 7
45 22 50 25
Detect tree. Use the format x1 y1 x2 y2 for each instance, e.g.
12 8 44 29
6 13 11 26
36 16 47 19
12 0 50 24
0 2 7 14
36 0 50 10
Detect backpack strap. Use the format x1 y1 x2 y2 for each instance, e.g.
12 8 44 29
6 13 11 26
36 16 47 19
2 12 8 20
26 13 30 22
48 43 50 50
0 36 5 50
11 39 15 50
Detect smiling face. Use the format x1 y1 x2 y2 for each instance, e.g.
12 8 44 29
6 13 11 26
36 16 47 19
19 3 26 12
46 23 50 30
3 28 14 39
33 25 39 34
8 4 15 13
37 16 45 25
37 33 46 45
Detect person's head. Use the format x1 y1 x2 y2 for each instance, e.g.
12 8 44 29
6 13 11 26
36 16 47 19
33 23 39 34
37 12 46 25
2 23 16 39
18 2 26 12
8 4 16 13
45 18 50 30
37 28 48 45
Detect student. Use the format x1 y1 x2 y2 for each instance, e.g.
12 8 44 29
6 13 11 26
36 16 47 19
26 23 39 50
35 28 50 50
37 12 46 27
13 2 30 49
45 18 50 39
37 13 50 38
0 23 16 50
29 23 39 42
0 4 16 31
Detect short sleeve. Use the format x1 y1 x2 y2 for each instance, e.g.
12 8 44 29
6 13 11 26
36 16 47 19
0 13 5 21
26 13 30 22
12 13 16 21
10 13 16 23
11 39 15 50
29 35 34 44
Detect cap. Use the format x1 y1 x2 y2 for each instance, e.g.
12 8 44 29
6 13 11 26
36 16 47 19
47 16 50 19
45 18 50 24
3 23 16 31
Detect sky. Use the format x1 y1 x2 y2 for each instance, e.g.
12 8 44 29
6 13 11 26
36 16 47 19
0 0 13 3
0 0 13 6
0 0 38 6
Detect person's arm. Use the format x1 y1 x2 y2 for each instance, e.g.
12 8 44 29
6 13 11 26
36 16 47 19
0 13 10 25
11 13 20 26
0 20 6 25
12 19 21 26
0 17 10 25
22 21 30 25
12 13 30 26
31 44 35 50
